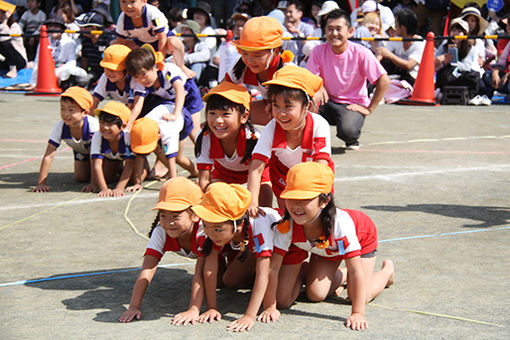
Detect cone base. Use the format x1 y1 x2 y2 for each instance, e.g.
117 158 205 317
25 90 62 96
397 98 439 106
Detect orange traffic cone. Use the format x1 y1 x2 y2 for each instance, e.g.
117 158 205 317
26 25 62 96
399 32 438 106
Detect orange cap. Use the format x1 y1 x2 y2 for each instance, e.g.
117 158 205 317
191 182 251 223
100 44 132 71
202 81 251 111
153 177 203 211
0 1 16 16
94 101 131 123
230 16 282 51
130 117 159 154
61 86 93 110
262 65 323 97
280 162 334 199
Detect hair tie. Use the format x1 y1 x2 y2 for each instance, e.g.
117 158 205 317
250 132 257 140
315 235 329 249
276 219 290 234
239 239 249 252
280 50 294 64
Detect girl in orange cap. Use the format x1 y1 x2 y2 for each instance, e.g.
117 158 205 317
174 182 281 332
226 16 294 125
195 81 272 206
120 177 206 323
261 162 395 331
247 65 334 216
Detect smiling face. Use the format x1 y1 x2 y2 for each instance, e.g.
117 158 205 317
60 98 85 128
325 17 353 54
240 49 276 74
134 66 158 88
465 15 479 34
271 93 307 132
202 220 236 247
159 209 197 238
99 119 123 141
285 195 329 225
206 106 248 140
104 68 126 83
120 0 145 18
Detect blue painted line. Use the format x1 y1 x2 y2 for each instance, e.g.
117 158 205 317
379 225 510 243
0 262 193 288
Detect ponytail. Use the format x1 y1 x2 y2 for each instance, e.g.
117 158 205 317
317 193 336 246
236 213 251 262
240 120 258 164
194 123 209 158
147 212 160 238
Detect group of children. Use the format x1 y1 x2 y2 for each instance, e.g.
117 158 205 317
30 5 395 331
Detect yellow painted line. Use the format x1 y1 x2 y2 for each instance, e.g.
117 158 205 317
123 180 159 240
0 192 92 231
369 303 504 328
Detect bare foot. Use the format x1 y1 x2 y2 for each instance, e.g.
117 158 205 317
383 259 395 288
5 68 17 78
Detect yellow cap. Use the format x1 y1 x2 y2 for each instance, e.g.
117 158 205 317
94 101 131 123
61 86 93 110
230 16 282 51
153 177 203 211
262 65 323 97
202 81 251 111
0 1 16 16
280 162 334 199
130 117 159 154
100 44 132 71
191 182 251 223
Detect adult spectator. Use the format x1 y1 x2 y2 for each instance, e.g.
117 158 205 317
180 19 211 82
351 0 395 33
375 8 424 85
307 9 389 150
282 0 314 63
0 2 27 78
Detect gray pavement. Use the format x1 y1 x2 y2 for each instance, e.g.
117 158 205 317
0 93 509 339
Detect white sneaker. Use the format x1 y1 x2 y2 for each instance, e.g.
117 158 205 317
468 95 482 105
480 95 492 106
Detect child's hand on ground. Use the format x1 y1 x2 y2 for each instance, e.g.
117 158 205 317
172 308 199 325
345 312 368 331
32 183 50 192
119 307 142 322
227 315 254 332
198 308 222 323
126 184 143 192
81 183 97 193
98 188 113 197
111 188 125 197
257 307 281 323
162 113 178 121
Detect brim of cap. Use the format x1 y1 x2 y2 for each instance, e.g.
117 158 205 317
131 140 158 154
191 205 229 223
202 91 243 106
262 78 304 93
280 189 322 200
230 39 281 51
100 60 125 71
153 201 191 211
76 22 103 28
93 107 125 121
45 21 66 28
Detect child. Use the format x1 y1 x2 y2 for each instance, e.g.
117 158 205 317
89 101 136 197
126 45 200 178
247 65 333 215
195 81 272 206
226 16 294 125
19 0 46 61
91 44 136 112
262 162 395 331
119 176 205 322
178 182 281 331
33 86 97 192
0 2 27 78
129 117 180 190
115 0 193 78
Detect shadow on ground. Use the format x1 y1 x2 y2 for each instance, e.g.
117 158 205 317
25 267 253 323
0 172 80 191
363 204 510 228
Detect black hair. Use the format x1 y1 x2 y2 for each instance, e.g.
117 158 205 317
148 212 160 238
272 193 337 245
201 213 251 262
267 84 309 107
324 9 351 29
98 111 123 128
195 94 258 164
125 48 155 76
394 8 418 35
232 47 284 80
289 0 305 13
447 24 470 61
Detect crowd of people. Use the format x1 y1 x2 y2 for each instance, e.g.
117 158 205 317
3 0 510 333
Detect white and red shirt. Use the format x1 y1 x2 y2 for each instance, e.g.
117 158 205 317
207 207 281 258
252 112 333 196
196 125 267 184
48 115 99 155
274 209 378 261
144 222 206 260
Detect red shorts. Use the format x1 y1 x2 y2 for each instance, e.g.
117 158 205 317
210 162 271 184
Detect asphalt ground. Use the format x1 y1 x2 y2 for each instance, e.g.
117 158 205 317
0 92 509 339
